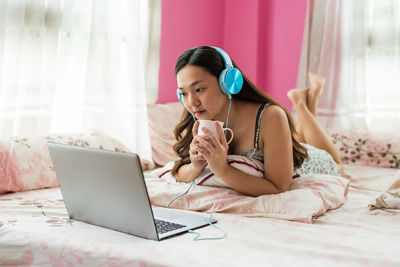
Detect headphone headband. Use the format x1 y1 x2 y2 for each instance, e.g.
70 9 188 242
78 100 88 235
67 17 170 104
211 46 233 68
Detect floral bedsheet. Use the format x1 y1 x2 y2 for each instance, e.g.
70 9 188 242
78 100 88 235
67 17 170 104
0 165 400 267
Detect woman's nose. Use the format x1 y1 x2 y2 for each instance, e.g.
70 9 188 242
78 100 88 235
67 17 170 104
188 93 200 106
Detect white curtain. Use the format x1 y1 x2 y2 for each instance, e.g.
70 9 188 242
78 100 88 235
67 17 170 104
0 0 161 162
297 0 400 133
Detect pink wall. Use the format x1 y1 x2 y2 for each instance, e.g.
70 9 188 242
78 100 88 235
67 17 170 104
263 0 309 108
157 0 224 104
157 0 307 110
223 0 260 84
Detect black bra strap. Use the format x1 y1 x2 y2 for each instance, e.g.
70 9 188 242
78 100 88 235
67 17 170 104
254 103 270 149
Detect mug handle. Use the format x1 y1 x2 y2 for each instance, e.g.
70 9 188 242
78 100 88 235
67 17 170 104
223 128 234 145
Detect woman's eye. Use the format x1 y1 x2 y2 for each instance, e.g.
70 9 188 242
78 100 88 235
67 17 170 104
180 92 186 96
195 88 204 92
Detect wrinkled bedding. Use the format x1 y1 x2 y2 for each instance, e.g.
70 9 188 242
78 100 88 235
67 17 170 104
1 165 400 266
368 169 400 210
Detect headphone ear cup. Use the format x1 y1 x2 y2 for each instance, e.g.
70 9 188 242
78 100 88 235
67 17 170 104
219 68 230 96
219 68 243 96
177 88 183 104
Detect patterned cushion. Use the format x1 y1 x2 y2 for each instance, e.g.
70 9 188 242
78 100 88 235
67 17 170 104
0 129 130 194
326 128 400 169
147 102 183 166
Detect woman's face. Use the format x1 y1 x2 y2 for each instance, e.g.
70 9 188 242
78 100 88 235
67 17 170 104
177 65 227 120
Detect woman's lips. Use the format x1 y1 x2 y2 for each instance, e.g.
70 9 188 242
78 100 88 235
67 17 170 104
194 110 205 116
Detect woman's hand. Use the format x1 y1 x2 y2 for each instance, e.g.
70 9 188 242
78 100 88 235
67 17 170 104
195 122 229 177
189 121 208 172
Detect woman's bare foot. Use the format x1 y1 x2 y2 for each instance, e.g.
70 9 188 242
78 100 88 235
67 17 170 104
287 87 309 108
308 72 325 116
287 88 310 143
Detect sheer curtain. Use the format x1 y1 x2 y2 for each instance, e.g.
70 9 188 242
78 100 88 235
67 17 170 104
0 0 161 162
297 0 400 133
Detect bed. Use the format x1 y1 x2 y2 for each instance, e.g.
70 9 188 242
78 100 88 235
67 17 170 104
1 102 400 266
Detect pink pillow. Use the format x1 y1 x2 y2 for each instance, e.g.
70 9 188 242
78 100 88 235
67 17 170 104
147 102 183 166
0 129 130 194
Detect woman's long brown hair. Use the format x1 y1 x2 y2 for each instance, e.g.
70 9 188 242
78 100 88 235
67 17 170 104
171 46 308 175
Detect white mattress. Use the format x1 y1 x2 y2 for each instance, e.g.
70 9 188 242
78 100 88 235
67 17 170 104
0 164 399 266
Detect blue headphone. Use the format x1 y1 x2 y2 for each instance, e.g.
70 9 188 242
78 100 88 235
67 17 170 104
177 46 243 104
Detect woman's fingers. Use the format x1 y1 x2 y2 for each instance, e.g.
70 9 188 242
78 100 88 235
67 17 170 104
191 154 205 161
200 125 227 150
196 136 215 150
199 128 218 147
192 120 200 137
190 140 207 159
216 122 228 147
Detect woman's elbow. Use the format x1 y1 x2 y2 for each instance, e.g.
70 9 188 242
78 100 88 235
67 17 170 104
275 185 290 193
274 179 292 193
257 184 289 196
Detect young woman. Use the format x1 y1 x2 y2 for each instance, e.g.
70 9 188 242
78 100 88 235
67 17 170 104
172 46 344 197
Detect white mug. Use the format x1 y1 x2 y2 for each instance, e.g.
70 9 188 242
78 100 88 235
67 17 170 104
197 120 233 145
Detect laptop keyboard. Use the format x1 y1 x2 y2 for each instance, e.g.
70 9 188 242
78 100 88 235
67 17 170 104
155 219 186 234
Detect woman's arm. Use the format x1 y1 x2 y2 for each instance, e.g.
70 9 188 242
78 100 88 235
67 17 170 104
174 163 204 183
196 105 294 197
213 165 286 196
260 105 294 192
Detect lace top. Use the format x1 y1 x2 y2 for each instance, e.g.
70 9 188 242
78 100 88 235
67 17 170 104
237 103 270 162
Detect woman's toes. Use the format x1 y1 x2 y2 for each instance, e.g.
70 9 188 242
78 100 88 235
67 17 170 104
308 72 326 91
287 88 309 105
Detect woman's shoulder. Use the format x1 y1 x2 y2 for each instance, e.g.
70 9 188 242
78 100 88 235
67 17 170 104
259 104 290 135
244 102 290 151
238 101 287 122
262 104 287 120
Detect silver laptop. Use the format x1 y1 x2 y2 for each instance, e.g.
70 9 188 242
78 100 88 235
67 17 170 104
47 142 216 241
